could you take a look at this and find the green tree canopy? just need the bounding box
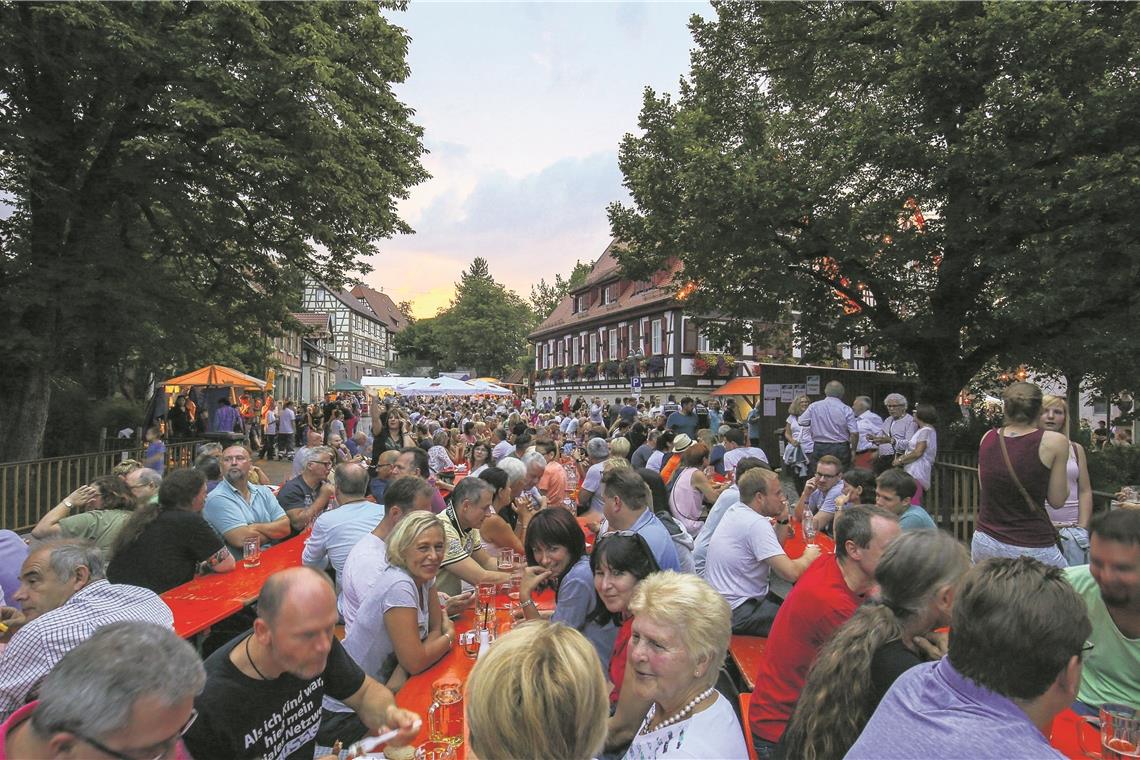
[431,257,535,377]
[0,0,427,460]
[529,259,592,320]
[609,2,1140,419]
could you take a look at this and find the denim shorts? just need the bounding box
[970,530,1066,568]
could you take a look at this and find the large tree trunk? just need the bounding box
[0,363,53,462]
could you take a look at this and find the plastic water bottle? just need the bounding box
[802,508,817,545]
[476,628,491,661]
[564,463,579,492]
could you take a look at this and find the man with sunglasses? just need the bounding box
[277,446,338,534]
[0,621,203,760]
[204,445,291,559]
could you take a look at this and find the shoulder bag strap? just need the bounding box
[995,428,1064,552]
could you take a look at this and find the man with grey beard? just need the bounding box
[203,445,290,559]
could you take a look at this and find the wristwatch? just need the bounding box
[63,499,73,510]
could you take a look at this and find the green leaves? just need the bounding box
[0,0,427,459]
[610,1,1140,409]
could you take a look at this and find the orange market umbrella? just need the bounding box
[711,376,762,397]
[162,364,266,391]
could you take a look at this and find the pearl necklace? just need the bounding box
[641,687,715,735]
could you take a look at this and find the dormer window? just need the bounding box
[574,294,588,313]
[602,284,617,305]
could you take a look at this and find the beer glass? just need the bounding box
[1080,704,1140,760]
[242,536,261,568]
[415,741,456,760]
[458,630,480,659]
[427,677,464,748]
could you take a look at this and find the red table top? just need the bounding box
[1050,708,1096,759]
[161,530,310,637]
[784,518,836,557]
[165,595,245,639]
[393,590,555,759]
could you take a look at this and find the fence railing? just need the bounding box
[1,440,206,533]
[928,452,1118,543]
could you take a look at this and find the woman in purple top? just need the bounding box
[972,382,1071,568]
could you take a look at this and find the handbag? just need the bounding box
[994,428,1064,554]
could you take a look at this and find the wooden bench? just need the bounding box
[728,635,767,692]
[738,692,760,760]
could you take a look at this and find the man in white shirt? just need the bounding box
[694,457,769,576]
[0,541,174,720]
[852,395,884,471]
[799,380,859,470]
[705,469,821,635]
[722,428,770,473]
[302,464,383,594]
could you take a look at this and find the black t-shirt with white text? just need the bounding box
[184,633,365,760]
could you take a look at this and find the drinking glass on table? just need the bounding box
[427,677,464,748]
[415,740,457,760]
[476,581,496,614]
[242,536,261,568]
[1080,703,1139,760]
[458,630,480,659]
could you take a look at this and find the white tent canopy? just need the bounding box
[359,375,421,389]
[396,376,482,397]
[467,379,512,396]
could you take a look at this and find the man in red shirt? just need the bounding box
[748,504,901,758]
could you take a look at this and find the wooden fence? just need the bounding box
[1,440,206,533]
[927,451,1118,543]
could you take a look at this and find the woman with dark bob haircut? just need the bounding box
[588,532,661,693]
[517,508,593,632]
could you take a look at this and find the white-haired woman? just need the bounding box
[612,572,746,759]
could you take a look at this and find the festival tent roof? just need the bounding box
[396,376,482,396]
[467,379,513,396]
[329,378,366,392]
[162,364,266,391]
[359,376,421,388]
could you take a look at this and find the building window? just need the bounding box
[589,334,597,363]
[603,285,616,305]
[652,320,663,355]
[608,329,618,359]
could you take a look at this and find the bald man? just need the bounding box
[184,568,421,759]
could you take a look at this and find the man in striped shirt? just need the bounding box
[0,540,173,721]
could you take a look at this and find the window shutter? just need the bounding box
[683,318,698,354]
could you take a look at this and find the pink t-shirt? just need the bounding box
[539,461,568,505]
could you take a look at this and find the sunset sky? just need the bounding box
[362,1,713,318]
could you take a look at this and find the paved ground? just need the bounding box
[253,454,295,487]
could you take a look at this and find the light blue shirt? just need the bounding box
[800,396,859,445]
[809,480,845,515]
[693,486,739,576]
[898,503,937,531]
[203,479,287,558]
[630,508,681,572]
[301,500,385,583]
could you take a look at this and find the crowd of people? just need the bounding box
[0,380,1136,760]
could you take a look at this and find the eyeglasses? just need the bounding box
[73,708,198,760]
[1080,641,1095,657]
[310,460,334,468]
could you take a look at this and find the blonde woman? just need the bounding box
[1038,394,1093,565]
[610,572,746,759]
[325,512,454,744]
[783,395,813,492]
[780,530,970,760]
[466,621,608,760]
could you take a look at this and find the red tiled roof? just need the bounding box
[530,240,684,339]
[350,284,410,333]
[289,312,333,336]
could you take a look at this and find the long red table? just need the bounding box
[161,530,310,638]
[1050,707,1098,759]
[391,590,556,759]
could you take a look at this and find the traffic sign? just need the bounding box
[630,376,642,396]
